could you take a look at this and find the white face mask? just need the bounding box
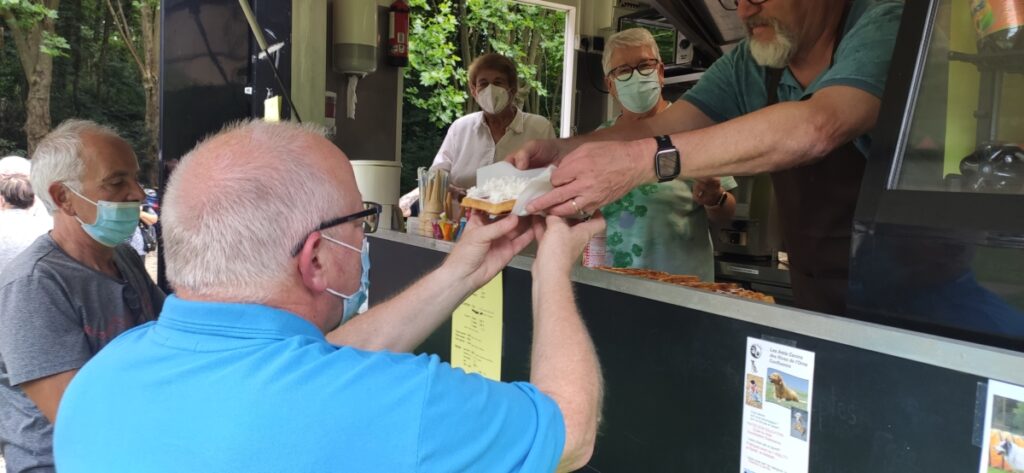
[475,84,510,115]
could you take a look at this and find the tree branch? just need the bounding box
[2,10,39,76]
[104,0,146,76]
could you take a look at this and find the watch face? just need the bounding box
[657,150,680,178]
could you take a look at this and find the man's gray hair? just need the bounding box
[30,119,119,214]
[602,28,660,74]
[162,120,344,302]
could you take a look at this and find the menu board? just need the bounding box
[450,274,503,381]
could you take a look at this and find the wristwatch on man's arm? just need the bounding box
[654,135,680,183]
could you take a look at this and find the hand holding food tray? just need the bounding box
[461,162,555,216]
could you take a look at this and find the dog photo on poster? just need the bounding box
[739,337,816,473]
[979,380,1024,473]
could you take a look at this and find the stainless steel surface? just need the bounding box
[373,229,1024,385]
[712,174,782,258]
[716,260,790,287]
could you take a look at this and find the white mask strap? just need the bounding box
[322,234,361,253]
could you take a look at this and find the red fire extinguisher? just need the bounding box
[388,0,410,67]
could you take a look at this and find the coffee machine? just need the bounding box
[711,174,791,302]
[712,174,782,259]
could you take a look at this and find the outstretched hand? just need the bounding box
[692,178,723,207]
[506,138,565,170]
[444,211,534,288]
[531,214,606,276]
[525,140,649,217]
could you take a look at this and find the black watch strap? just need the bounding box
[654,135,680,183]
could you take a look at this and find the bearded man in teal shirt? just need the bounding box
[511,0,903,314]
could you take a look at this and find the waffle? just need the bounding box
[460,197,515,215]
[595,266,775,304]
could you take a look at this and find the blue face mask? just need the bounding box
[67,186,141,247]
[615,73,662,114]
[324,236,370,325]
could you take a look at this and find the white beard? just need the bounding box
[748,18,798,69]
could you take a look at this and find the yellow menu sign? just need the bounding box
[450,273,503,381]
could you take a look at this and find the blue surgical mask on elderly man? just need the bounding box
[615,73,662,114]
[66,186,141,247]
[325,236,371,324]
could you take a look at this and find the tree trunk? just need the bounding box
[3,0,60,155]
[105,0,160,181]
[24,54,54,155]
[526,25,542,114]
[456,0,476,116]
[95,3,113,97]
[139,1,160,182]
[65,0,83,113]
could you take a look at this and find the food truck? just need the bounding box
[158,0,1024,471]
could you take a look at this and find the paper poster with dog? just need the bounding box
[740,337,816,473]
[766,369,809,412]
[979,380,1024,473]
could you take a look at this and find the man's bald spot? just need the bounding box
[178,124,340,193]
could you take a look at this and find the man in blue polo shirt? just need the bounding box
[509,0,903,315]
[54,120,604,472]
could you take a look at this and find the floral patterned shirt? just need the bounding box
[597,118,737,280]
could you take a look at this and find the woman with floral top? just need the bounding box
[598,28,736,280]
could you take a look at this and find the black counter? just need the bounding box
[369,230,1024,472]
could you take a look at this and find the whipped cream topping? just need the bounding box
[467,176,529,203]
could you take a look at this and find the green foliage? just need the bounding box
[404,0,565,128]
[40,30,69,57]
[0,0,68,58]
[1,0,156,183]
[405,0,464,128]
[400,0,567,192]
[0,0,57,30]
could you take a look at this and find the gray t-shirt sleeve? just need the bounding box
[0,275,91,386]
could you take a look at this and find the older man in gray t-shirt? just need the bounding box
[0,120,164,473]
[0,235,162,471]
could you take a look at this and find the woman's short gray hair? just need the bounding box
[30,119,119,214]
[162,120,344,302]
[602,28,660,75]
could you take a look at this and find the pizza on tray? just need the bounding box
[595,266,775,304]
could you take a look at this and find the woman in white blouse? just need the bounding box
[401,54,555,218]
[431,53,556,192]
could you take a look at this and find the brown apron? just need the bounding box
[764,5,863,315]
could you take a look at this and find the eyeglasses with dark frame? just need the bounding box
[718,0,768,11]
[291,201,382,256]
[607,58,661,82]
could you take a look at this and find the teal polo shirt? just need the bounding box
[682,0,904,156]
[55,296,564,472]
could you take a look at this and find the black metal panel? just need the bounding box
[158,0,253,290]
[647,0,723,60]
[249,0,293,120]
[850,0,1024,351]
[370,237,984,472]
